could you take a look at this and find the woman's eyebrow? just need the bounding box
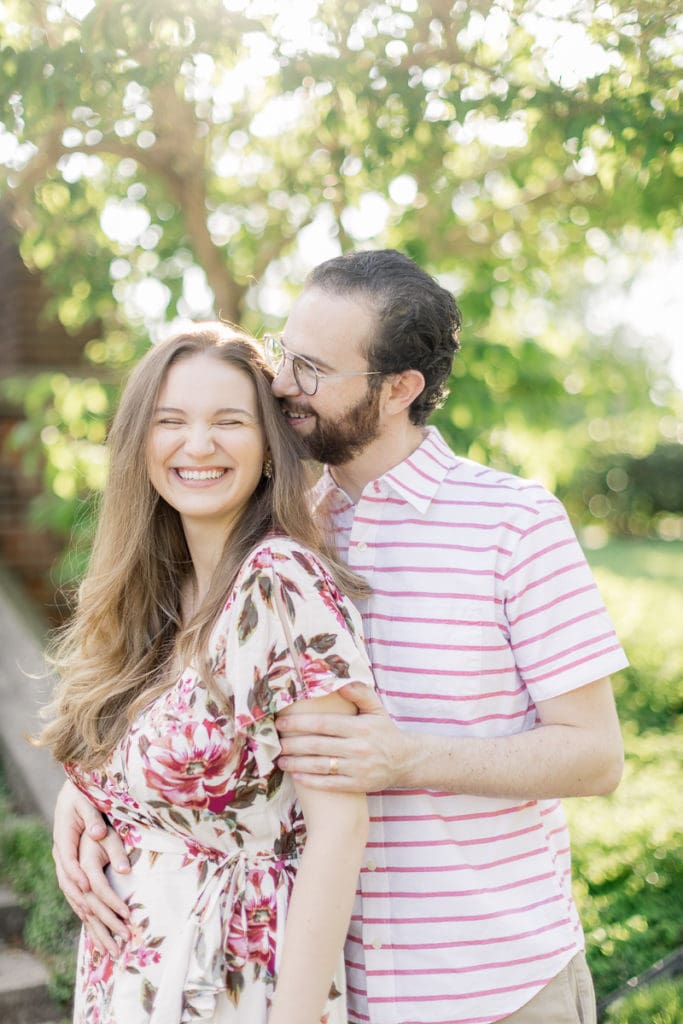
[154,405,256,417]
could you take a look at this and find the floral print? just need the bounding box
[140,721,239,810]
[67,538,374,1023]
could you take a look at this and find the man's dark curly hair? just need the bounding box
[306,249,461,426]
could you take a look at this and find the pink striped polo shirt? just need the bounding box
[311,426,628,1024]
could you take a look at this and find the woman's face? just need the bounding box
[147,352,266,540]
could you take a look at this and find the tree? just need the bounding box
[1,0,681,561]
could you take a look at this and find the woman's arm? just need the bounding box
[268,690,369,1024]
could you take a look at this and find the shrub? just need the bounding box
[601,976,683,1024]
[0,786,77,1008]
[568,541,683,1002]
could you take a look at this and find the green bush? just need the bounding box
[586,539,683,732]
[0,786,77,1008]
[567,540,683,1003]
[568,444,683,539]
[569,731,683,1000]
[601,976,683,1024]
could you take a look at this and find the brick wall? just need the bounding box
[0,210,99,622]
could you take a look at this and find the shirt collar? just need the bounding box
[381,426,456,512]
[311,427,458,516]
[310,466,354,518]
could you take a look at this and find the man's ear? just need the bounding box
[383,369,425,415]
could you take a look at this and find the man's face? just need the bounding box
[271,287,384,465]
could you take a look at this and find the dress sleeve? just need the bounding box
[222,541,375,773]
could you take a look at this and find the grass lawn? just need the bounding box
[585,537,683,586]
[569,538,683,1011]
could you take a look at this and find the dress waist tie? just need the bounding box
[120,830,293,1024]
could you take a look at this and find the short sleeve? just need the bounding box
[503,493,629,702]
[221,540,375,773]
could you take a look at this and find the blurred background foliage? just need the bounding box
[568,539,683,1007]
[1,0,682,578]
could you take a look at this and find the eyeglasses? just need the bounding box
[263,334,384,397]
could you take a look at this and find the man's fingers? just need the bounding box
[87,872,131,921]
[99,828,131,876]
[339,681,385,714]
[278,733,353,757]
[52,780,107,892]
[276,713,357,737]
[53,858,90,919]
[79,834,130,920]
[279,755,345,776]
[72,787,109,839]
[83,889,130,945]
[276,686,386,737]
[83,912,121,959]
[82,807,108,840]
[52,840,91,897]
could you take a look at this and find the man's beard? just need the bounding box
[297,384,382,466]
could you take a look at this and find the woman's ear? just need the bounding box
[382,369,425,416]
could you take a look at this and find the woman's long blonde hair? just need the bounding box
[39,323,366,768]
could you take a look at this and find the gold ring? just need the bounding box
[328,756,339,776]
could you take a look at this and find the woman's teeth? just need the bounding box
[177,469,226,481]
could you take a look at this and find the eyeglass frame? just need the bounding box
[262,333,385,396]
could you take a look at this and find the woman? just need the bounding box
[38,323,374,1024]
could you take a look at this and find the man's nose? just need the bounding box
[271,358,301,397]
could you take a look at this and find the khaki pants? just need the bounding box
[498,952,597,1024]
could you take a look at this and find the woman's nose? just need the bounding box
[183,425,216,455]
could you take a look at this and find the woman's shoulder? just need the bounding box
[241,534,332,583]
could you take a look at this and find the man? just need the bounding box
[54,249,626,1023]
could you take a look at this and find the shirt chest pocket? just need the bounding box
[371,595,502,696]
[374,605,521,733]
[419,602,489,683]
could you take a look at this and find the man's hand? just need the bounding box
[53,780,131,933]
[276,682,411,792]
[77,834,131,956]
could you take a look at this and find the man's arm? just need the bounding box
[276,675,624,799]
[52,779,131,944]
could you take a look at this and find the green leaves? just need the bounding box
[0,0,681,549]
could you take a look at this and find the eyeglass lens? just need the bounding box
[291,356,317,395]
[267,336,317,395]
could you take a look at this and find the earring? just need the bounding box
[263,455,273,479]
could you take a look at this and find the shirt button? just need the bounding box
[371,938,383,950]
[356,541,368,552]
[365,859,377,871]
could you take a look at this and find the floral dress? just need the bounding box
[67,538,374,1024]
